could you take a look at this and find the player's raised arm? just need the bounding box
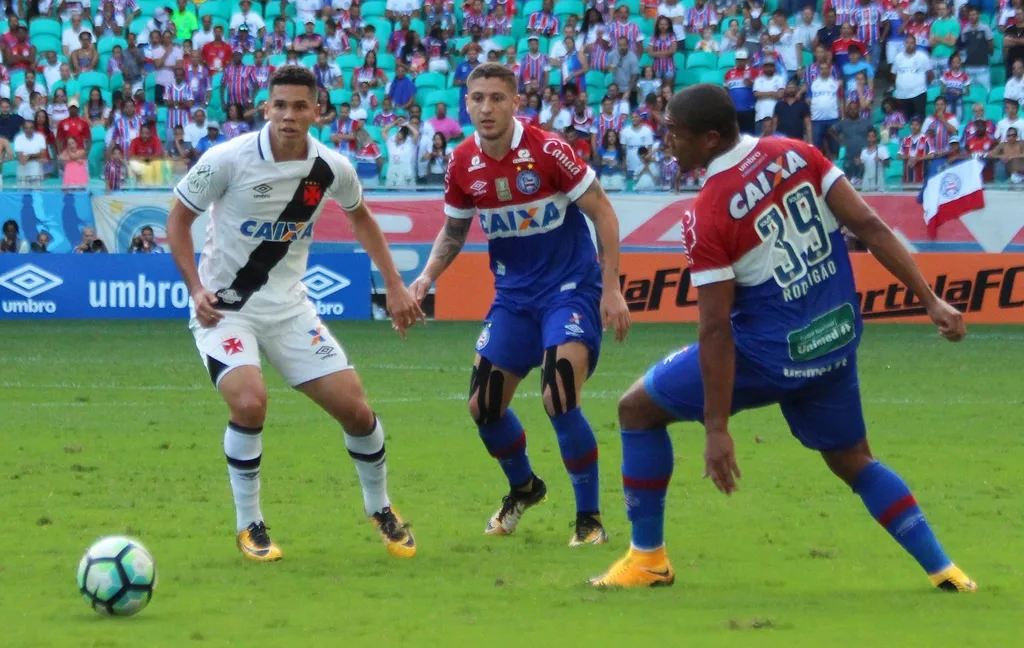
[824,174,966,341]
[575,180,631,342]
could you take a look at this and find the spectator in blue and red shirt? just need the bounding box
[104,146,128,192]
[724,49,758,134]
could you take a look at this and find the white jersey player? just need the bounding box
[167,67,424,562]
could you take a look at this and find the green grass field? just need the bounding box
[1,321,1022,647]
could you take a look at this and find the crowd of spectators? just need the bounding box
[0,0,1018,198]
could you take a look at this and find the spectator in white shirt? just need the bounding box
[39,50,63,89]
[996,99,1024,141]
[230,0,266,35]
[183,108,209,145]
[60,0,92,23]
[61,13,94,57]
[657,0,687,42]
[13,120,48,187]
[295,0,325,23]
[94,1,126,39]
[860,128,890,189]
[540,95,572,132]
[891,35,933,122]
[810,62,842,156]
[1005,60,1024,104]
[792,6,821,50]
[191,15,216,50]
[386,0,423,21]
[753,58,787,129]
[620,112,655,174]
[549,25,577,63]
[13,71,45,109]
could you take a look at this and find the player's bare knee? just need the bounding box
[617,380,655,430]
[541,347,577,417]
[469,358,505,424]
[230,389,267,428]
[341,402,376,436]
[822,440,874,485]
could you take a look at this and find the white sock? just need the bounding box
[224,422,264,532]
[344,416,390,516]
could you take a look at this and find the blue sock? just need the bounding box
[477,409,533,489]
[550,408,600,515]
[621,427,673,551]
[853,461,952,574]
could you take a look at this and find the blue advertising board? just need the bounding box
[0,253,371,320]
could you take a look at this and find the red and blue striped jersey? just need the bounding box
[898,133,933,183]
[923,114,959,152]
[850,5,882,45]
[463,10,488,32]
[165,83,194,128]
[263,32,290,54]
[222,64,254,105]
[518,52,547,86]
[185,64,209,105]
[826,0,858,26]
[596,112,625,141]
[589,45,610,71]
[373,111,399,127]
[650,36,677,76]
[386,29,407,54]
[608,20,642,49]
[252,64,274,89]
[111,116,142,153]
[105,159,128,190]
[941,70,970,95]
[487,15,513,35]
[882,110,906,137]
[686,5,718,31]
[571,106,595,133]
[528,11,560,35]
[331,117,358,154]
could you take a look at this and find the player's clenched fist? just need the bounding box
[927,299,967,342]
[387,284,426,339]
[601,288,631,342]
[191,287,223,329]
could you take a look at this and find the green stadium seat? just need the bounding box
[698,69,726,84]
[109,72,124,92]
[33,35,61,54]
[584,70,606,90]
[2,160,16,182]
[720,16,743,32]
[78,71,108,92]
[361,1,387,17]
[686,51,717,69]
[965,84,988,105]
[254,88,270,106]
[926,85,941,102]
[677,67,702,88]
[511,16,527,39]
[684,34,700,51]
[523,0,544,16]
[717,51,736,68]
[377,52,397,71]
[198,3,231,21]
[548,68,562,86]
[416,71,449,91]
[618,0,641,13]
[988,86,1005,104]
[30,17,61,39]
[985,104,1003,121]
[638,53,653,67]
[365,18,391,43]
[97,37,128,56]
[319,127,334,144]
[461,124,475,138]
[242,53,255,65]
[300,54,318,68]
[991,65,1006,87]
[329,89,352,105]
[491,35,515,50]
[885,160,903,183]
[337,53,362,69]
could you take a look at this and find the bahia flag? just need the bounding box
[921,158,986,238]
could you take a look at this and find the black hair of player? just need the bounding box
[269,66,317,100]
[667,83,740,143]
[467,62,518,92]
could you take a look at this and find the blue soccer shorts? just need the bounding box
[474,285,603,379]
[642,344,867,452]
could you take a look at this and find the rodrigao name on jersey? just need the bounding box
[728,150,810,220]
[240,220,315,242]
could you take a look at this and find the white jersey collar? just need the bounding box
[473,117,525,152]
[257,123,320,162]
[705,135,759,179]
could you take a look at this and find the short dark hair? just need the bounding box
[467,62,517,91]
[269,66,317,97]
[667,83,739,140]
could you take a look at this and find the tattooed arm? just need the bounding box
[408,216,473,303]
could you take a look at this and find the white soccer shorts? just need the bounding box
[190,301,352,388]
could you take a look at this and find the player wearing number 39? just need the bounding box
[409,63,632,546]
[167,67,425,562]
[590,84,976,592]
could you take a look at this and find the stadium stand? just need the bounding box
[0,0,1021,193]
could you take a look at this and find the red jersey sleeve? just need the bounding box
[539,135,596,201]
[684,192,736,287]
[443,149,475,219]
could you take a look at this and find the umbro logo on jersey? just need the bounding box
[469,180,488,195]
[253,183,272,198]
[467,155,486,172]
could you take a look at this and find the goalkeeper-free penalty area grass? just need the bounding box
[1,321,1021,647]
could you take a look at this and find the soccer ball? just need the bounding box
[76,536,156,617]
